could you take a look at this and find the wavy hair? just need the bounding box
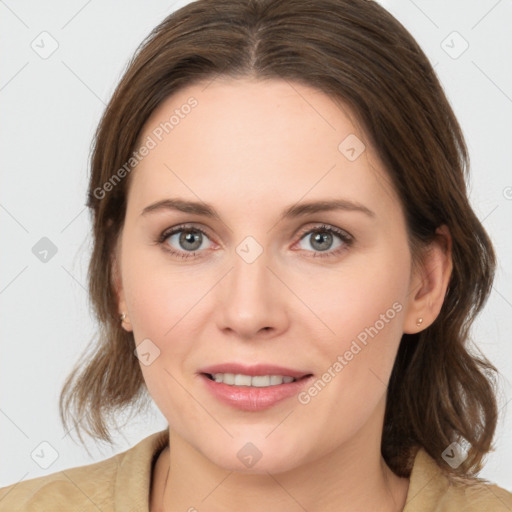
[59,0,499,480]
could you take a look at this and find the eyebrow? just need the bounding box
[141,197,375,220]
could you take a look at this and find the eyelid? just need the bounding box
[158,223,214,243]
[295,223,352,242]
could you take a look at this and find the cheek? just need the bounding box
[122,243,205,338]
[302,251,408,346]
[295,249,409,418]
[124,256,208,424]
[292,281,407,450]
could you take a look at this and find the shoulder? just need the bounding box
[437,480,512,511]
[404,448,512,512]
[0,455,119,511]
[0,429,169,512]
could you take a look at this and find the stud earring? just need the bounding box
[120,312,127,323]
[416,317,423,327]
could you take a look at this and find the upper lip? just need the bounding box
[199,363,312,379]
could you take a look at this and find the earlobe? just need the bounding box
[403,225,453,334]
[119,311,132,331]
[111,240,133,332]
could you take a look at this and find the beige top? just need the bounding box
[1,428,511,511]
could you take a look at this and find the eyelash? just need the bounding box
[157,223,354,260]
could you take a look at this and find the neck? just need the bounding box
[152,397,409,512]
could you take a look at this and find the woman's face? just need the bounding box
[114,77,425,473]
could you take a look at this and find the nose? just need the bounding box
[215,244,289,341]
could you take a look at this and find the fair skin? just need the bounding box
[113,77,452,512]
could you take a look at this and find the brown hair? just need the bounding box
[59,0,500,480]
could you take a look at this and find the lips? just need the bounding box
[198,362,314,411]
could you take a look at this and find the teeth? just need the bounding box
[234,374,252,386]
[252,375,271,387]
[211,373,297,387]
[222,373,235,385]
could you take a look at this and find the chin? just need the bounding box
[211,450,301,475]
[196,434,307,475]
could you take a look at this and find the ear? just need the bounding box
[112,233,133,332]
[403,225,453,334]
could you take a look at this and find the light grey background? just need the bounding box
[1,0,511,491]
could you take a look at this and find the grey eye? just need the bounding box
[298,229,344,252]
[166,229,211,252]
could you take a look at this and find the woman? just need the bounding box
[1,0,510,510]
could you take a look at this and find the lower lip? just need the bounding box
[200,374,314,411]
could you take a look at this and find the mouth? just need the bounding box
[198,363,314,411]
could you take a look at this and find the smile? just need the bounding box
[198,363,313,410]
[205,373,297,387]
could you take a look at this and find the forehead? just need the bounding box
[128,77,400,219]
